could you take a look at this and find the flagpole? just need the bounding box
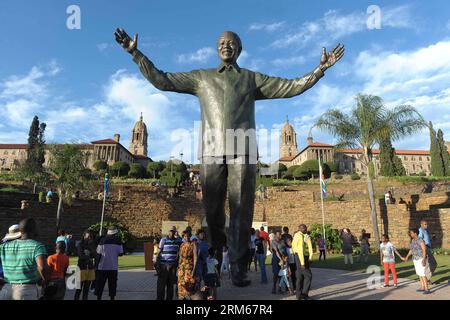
[318,157,327,251]
[99,173,109,236]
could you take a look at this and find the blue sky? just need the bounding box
[1,0,450,163]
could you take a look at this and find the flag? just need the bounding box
[104,173,110,198]
[319,159,327,198]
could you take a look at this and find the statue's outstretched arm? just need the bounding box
[115,28,198,95]
[255,44,344,100]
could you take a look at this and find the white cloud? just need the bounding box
[382,5,414,29]
[271,6,413,49]
[354,41,450,102]
[271,56,306,68]
[0,63,197,161]
[1,67,46,99]
[249,21,285,33]
[97,43,109,52]
[176,47,215,64]
[236,50,265,71]
[1,99,40,127]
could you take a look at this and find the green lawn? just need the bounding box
[69,255,145,270]
[311,253,450,284]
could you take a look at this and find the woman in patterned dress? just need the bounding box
[177,229,198,299]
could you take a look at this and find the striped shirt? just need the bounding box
[0,239,47,284]
[159,237,182,265]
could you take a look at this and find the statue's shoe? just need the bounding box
[232,278,251,287]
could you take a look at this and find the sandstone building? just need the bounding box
[0,115,151,171]
[279,118,436,176]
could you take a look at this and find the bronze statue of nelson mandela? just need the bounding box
[115,28,344,287]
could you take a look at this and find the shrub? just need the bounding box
[298,160,319,178]
[281,172,293,180]
[351,173,361,180]
[111,161,130,177]
[0,173,22,182]
[293,167,309,180]
[309,223,343,252]
[334,175,343,180]
[0,186,21,193]
[256,176,273,189]
[128,164,146,179]
[88,221,136,253]
[147,161,165,178]
[93,160,108,172]
[277,163,288,176]
[325,161,338,173]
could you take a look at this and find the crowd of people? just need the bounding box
[0,217,439,300]
[154,224,317,300]
[0,218,123,300]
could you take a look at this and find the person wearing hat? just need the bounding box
[0,218,49,300]
[2,224,22,243]
[95,226,123,300]
[156,226,183,300]
[0,224,20,292]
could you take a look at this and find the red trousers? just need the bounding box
[383,262,397,285]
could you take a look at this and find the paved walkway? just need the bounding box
[64,267,450,300]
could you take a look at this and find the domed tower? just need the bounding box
[280,116,298,158]
[129,113,148,156]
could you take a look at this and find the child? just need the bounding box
[204,248,220,300]
[278,255,294,295]
[220,246,230,279]
[379,234,403,288]
[285,238,296,291]
[44,241,69,300]
[317,234,326,261]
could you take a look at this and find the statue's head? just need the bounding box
[217,31,242,64]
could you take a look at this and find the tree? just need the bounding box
[93,160,108,172]
[111,161,130,178]
[128,163,146,178]
[277,163,288,177]
[20,116,48,193]
[379,137,405,176]
[315,94,425,245]
[429,122,446,176]
[292,167,308,180]
[147,161,165,178]
[48,144,92,231]
[393,156,406,176]
[284,165,301,180]
[437,129,450,176]
[298,160,319,178]
[325,161,338,173]
[164,160,188,181]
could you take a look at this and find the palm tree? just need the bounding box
[315,94,426,245]
[48,144,92,232]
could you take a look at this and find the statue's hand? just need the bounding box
[114,28,138,54]
[320,44,345,71]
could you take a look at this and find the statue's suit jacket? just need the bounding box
[132,49,324,159]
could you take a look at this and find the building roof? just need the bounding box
[337,148,431,156]
[0,144,27,149]
[0,143,94,150]
[91,139,118,144]
[279,156,295,162]
[309,142,334,148]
